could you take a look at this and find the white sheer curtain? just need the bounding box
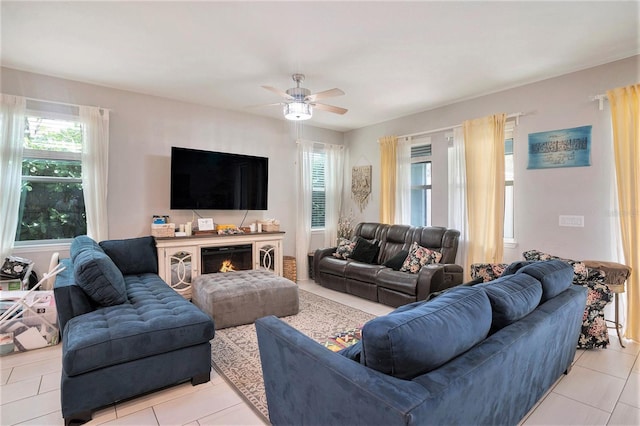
[448,127,469,279]
[79,106,109,241]
[323,144,344,247]
[0,95,26,260]
[395,136,412,225]
[296,140,314,280]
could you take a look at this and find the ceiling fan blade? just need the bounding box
[262,85,294,100]
[312,103,348,115]
[245,102,284,109]
[305,88,345,102]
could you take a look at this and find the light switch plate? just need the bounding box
[559,215,584,227]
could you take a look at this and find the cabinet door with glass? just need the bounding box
[161,246,199,299]
[254,240,282,276]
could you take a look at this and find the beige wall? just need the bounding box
[343,55,639,263]
[2,67,344,276]
[3,55,639,276]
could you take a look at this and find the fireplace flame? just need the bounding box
[220,260,236,273]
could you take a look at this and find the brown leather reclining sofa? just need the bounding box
[313,222,462,307]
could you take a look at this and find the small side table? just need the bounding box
[583,260,632,348]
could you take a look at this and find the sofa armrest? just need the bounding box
[313,247,337,278]
[442,263,464,289]
[416,263,463,300]
[53,258,97,336]
[256,316,428,425]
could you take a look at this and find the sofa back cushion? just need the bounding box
[353,222,389,242]
[377,225,411,264]
[99,236,158,275]
[360,286,491,379]
[515,260,573,302]
[477,273,542,332]
[410,227,460,264]
[73,237,127,307]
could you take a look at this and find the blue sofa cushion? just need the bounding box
[360,286,491,379]
[62,274,215,376]
[478,273,542,331]
[99,236,158,275]
[501,260,535,277]
[74,246,127,307]
[337,341,362,362]
[516,260,573,302]
[70,235,102,263]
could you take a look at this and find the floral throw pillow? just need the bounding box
[333,238,357,259]
[470,263,509,282]
[399,242,443,273]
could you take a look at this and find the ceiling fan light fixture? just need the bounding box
[284,102,312,121]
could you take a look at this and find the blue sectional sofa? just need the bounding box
[256,260,587,426]
[54,235,215,426]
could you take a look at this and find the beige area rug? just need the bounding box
[210,289,376,422]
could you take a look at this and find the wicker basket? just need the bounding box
[283,256,297,282]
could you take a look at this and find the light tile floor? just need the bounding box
[1,279,638,425]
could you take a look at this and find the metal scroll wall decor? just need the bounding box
[351,165,372,212]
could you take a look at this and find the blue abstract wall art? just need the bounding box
[527,125,592,169]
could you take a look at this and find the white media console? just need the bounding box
[155,232,284,299]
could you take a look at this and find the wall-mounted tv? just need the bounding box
[170,146,268,210]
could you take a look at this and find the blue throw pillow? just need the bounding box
[360,286,492,379]
[516,260,573,302]
[70,235,102,263]
[477,273,542,331]
[99,236,158,275]
[74,248,127,306]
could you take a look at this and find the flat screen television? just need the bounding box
[170,146,268,210]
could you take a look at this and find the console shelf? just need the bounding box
[155,232,285,298]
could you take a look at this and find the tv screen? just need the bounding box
[170,147,268,210]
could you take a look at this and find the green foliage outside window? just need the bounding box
[16,116,87,242]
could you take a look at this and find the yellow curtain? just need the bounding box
[464,113,506,266]
[379,136,398,224]
[607,83,640,342]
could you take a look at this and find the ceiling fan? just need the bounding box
[260,74,348,121]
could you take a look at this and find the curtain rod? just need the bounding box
[23,95,112,112]
[395,112,525,140]
[590,94,607,111]
[296,139,345,149]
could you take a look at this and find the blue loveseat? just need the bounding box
[256,260,587,425]
[53,235,215,426]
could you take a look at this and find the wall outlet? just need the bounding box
[559,215,584,227]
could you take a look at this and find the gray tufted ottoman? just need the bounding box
[192,269,299,329]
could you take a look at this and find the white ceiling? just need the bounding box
[2,1,639,132]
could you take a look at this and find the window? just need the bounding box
[16,113,87,242]
[504,123,515,240]
[311,151,326,228]
[410,144,432,226]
